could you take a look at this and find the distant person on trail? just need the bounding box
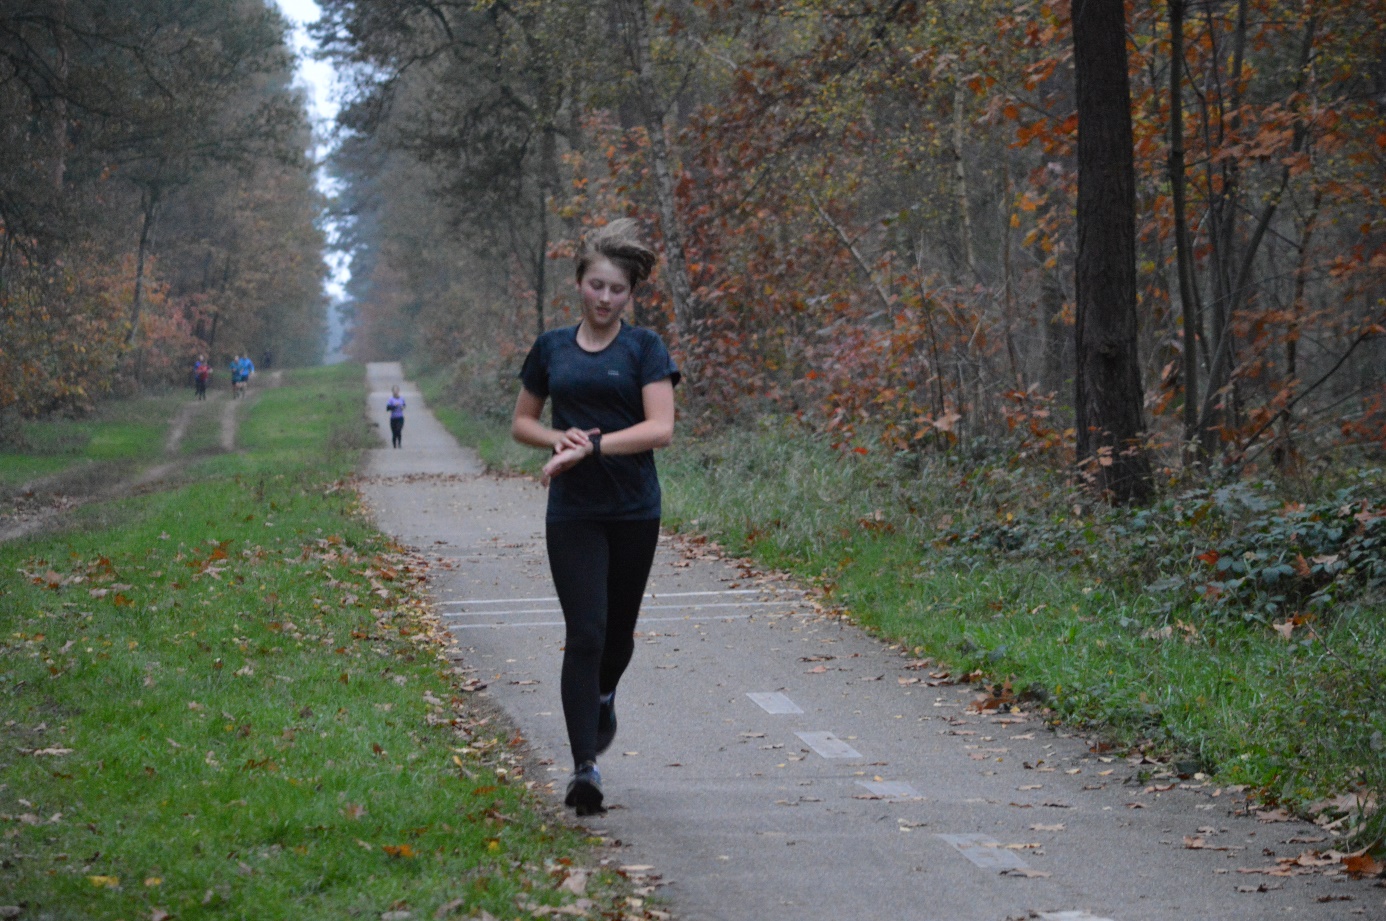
[511,219,679,817]
[229,353,245,398]
[386,385,406,448]
[193,354,211,400]
[234,352,255,398]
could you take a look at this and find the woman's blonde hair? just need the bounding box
[575,218,657,286]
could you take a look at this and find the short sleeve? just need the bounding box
[638,331,681,389]
[518,337,549,398]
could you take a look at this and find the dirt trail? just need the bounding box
[0,370,283,544]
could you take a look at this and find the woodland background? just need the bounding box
[323,0,1385,488]
[0,0,327,424]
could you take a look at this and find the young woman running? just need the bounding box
[511,219,679,816]
[386,386,406,448]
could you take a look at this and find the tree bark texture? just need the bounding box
[1071,0,1152,504]
[126,188,160,346]
[1167,0,1201,459]
[615,0,697,342]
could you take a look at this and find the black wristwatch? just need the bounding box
[590,433,602,456]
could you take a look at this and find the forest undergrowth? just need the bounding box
[419,366,1385,851]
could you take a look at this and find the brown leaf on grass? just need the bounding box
[381,844,416,858]
[341,804,366,820]
[557,868,589,895]
[151,909,172,921]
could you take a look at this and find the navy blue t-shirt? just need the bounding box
[519,323,680,522]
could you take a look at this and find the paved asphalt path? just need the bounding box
[358,363,1383,921]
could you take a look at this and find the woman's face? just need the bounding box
[577,256,632,332]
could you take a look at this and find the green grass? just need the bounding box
[178,399,225,457]
[0,365,636,920]
[419,398,1385,847]
[0,392,187,489]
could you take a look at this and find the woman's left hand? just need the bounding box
[541,442,592,484]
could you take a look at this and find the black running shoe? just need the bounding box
[565,761,604,816]
[595,694,617,755]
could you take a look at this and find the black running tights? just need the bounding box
[546,518,660,766]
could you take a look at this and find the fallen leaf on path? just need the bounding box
[1000,867,1051,878]
[1236,883,1282,893]
[1184,836,1238,852]
[1030,823,1065,831]
[1342,854,1383,878]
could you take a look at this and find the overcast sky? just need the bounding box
[272,0,352,359]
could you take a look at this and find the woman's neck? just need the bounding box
[576,319,621,352]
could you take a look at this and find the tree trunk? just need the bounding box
[952,80,976,280]
[1167,0,1202,461]
[1071,0,1152,504]
[615,0,696,341]
[1040,270,1068,396]
[126,188,160,346]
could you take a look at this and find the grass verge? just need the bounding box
[0,365,643,920]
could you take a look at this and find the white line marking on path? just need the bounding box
[441,601,800,618]
[747,692,804,715]
[437,588,802,606]
[794,731,862,759]
[855,780,921,799]
[445,612,798,630]
[936,834,1029,871]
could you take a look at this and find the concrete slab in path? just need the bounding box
[357,362,1384,921]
